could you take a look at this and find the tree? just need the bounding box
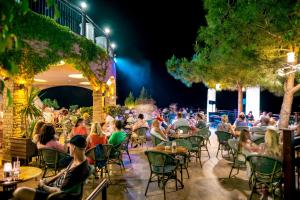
[167,0,267,114]
[124,91,135,109]
[167,0,300,128]
[20,87,42,138]
[43,98,60,109]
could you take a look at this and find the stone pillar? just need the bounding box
[246,86,260,120]
[2,79,26,151]
[104,77,116,107]
[206,88,216,122]
[92,87,105,123]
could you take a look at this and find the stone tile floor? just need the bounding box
[2,129,271,200]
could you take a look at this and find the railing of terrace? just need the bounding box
[85,179,109,200]
[29,0,114,56]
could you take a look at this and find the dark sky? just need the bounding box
[42,0,300,113]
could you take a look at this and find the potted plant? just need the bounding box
[10,87,42,164]
[20,87,42,138]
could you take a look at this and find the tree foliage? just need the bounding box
[21,87,42,138]
[43,98,60,109]
[124,91,135,109]
[166,0,300,96]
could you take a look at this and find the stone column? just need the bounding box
[92,87,105,123]
[206,88,216,122]
[2,79,26,151]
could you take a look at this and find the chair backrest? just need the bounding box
[247,155,283,182]
[188,136,203,149]
[39,148,68,168]
[252,136,265,145]
[144,150,177,172]
[174,139,192,151]
[47,165,94,200]
[235,126,249,131]
[86,144,112,163]
[197,127,211,139]
[175,126,191,134]
[135,127,148,137]
[215,131,232,144]
[151,134,163,146]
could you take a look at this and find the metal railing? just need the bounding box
[85,179,109,200]
[29,0,113,56]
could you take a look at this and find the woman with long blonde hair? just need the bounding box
[86,122,107,150]
[262,128,282,160]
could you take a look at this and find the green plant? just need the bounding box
[20,87,42,138]
[43,98,59,109]
[106,105,123,118]
[124,91,135,109]
[80,106,93,117]
[69,105,79,113]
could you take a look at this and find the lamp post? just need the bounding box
[80,1,87,37]
[104,27,111,53]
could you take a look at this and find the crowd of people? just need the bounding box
[11,104,300,200]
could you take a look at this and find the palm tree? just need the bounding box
[20,87,42,138]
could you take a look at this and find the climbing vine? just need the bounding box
[0,10,109,87]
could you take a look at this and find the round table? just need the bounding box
[0,166,42,197]
[169,134,191,140]
[147,145,188,155]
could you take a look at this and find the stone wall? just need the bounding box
[92,87,105,123]
[2,79,26,152]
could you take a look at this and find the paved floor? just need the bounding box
[7,129,267,200]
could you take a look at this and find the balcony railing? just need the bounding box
[29,0,114,57]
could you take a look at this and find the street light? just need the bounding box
[80,1,87,10]
[111,42,116,49]
[104,27,111,35]
[80,1,87,37]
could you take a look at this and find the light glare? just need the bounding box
[287,52,295,63]
[111,43,116,49]
[68,74,84,79]
[80,1,87,9]
[104,27,111,35]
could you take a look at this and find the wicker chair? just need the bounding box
[215,131,232,158]
[144,150,179,200]
[175,126,191,134]
[150,133,164,146]
[187,136,204,167]
[247,155,283,200]
[133,127,148,147]
[47,165,94,200]
[196,128,211,158]
[228,139,246,178]
[121,134,132,162]
[86,144,112,183]
[39,148,69,178]
[173,139,192,180]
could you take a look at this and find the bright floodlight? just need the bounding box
[287,52,295,63]
[215,83,221,91]
[104,27,111,35]
[80,1,87,10]
[111,42,116,49]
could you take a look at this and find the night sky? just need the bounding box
[42,0,300,113]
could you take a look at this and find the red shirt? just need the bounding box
[86,134,107,150]
[71,126,88,138]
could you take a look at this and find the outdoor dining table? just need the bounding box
[0,166,42,197]
[146,145,188,187]
[168,133,192,140]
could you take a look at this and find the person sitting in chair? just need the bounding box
[13,135,90,200]
[108,120,127,147]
